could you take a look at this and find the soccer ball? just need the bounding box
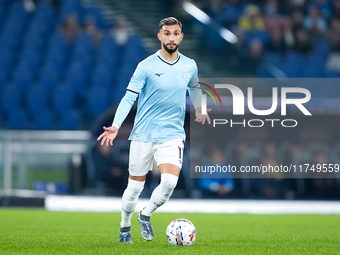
[166,218,196,246]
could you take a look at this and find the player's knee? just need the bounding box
[160,173,179,190]
[126,178,145,195]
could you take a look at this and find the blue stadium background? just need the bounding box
[0,0,147,130]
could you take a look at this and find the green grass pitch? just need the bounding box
[1,209,339,254]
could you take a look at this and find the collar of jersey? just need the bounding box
[157,50,180,66]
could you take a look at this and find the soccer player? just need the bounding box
[97,17,211,243]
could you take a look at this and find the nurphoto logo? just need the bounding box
[194,81,312,128]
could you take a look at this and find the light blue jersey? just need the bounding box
[113,50,201,142]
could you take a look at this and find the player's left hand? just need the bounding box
[195,106,211,125]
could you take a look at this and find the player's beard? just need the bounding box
[163,42,179,54]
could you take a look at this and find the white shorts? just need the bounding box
[128,138,184,176]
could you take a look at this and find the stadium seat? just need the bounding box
[124,34,145,57]
[244,31,270,47]
[34,1,55,24]
[22,34,45,54]
[313,40,331,57]
[0,48,15,77]
[32,109,55,130]
[114,73,131,103]
[216,3,245,27]
[95,55,117,73]
[264,52,283,69]
[42,56,67,79]
[0,69,6,86]
[68,56,92,74]
[0,114,4,129]
[28,18,52,38]
[11,66,35,92]
[2,25,25,43]
[91,66,113,90]
[47,32,70,56]
[324,70,340,78]
[9,1,28,20]
[82,2,104,29]
[122,36,146,72]
[302,54,326,78]
[60,0,82,12]
[19,51,43,75]
[73,33,94,60]
[85,87,110,121]
[58,0,83,24]
[25,85,49,115]
[58,110,82,130]
[64,65,88,95]
[281,52,304,77]
[38,70,60,91]
[52,85,76,116]
[0,0,9,10]
[0,9,4,29]
[0,86,22,116]
[0,27,22,52]
[7,108,30,130]
[99,33,119,55]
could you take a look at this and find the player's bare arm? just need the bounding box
[97,126,118,146]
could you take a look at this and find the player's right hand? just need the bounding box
[195,106,211,125]
[97,126,118,146]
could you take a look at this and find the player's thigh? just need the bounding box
[154,138,184,174]
[129,141,155,177]
[159,163,181,177]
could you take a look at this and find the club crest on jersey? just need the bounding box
[180,70,189,79]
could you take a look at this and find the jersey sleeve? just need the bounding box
[126,62,148,94]
[112,90,138,128]
[112,62,148,128]
[188,61,202,110]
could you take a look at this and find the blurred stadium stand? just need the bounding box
[0,0,147,130]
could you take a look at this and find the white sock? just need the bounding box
[120,178,145,228]
[142,173,178,217]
